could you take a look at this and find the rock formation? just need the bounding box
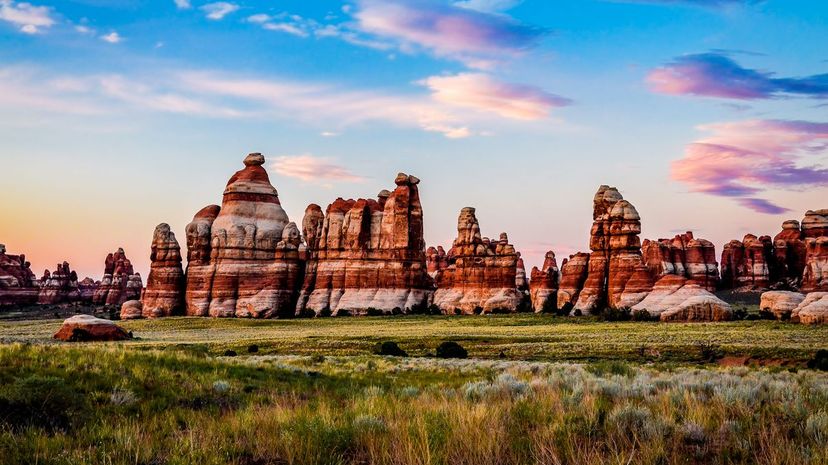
[426,246,448,279]
[0,244,39,306]
[642,232,719,292]
[759,291,805,320]
[432,208,523,314]
[141,223,185,317]
[573,186,653,313]
[772,220,807,285]
[792,292,828,324]
[631,275,732,322]
[721,234,773,290]
[38,262,81,304]
[556,252,590,310]
[78,278,98,303]
[802,236,828,292]
[184,153,303,318]
[53,315,132,342]
[529,251,558,312]
[296,174,433,316]
[92,249,142,306]
[516,253,529,293]
[802,210,828,238]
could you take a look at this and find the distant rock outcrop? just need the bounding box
[296,174,433,316]
[140,223,185,318]
[802,236,828,293]
[0,244,38,306]
[184,153,303,318]
[557,252,590,310]
[92,248,142,306]
[529,251,558,312]
[432,208,523,314]
[38,262,81,305]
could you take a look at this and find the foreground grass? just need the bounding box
[1,344,828,465]
[1,314,826,363]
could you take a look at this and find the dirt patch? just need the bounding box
[718,356,801,368]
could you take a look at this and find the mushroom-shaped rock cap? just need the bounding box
[782,219,801,230]
[244,152,265,166]
[394,173,420,186]
[609,199,640,221]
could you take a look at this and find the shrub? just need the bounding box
[0,375,87,432]
[373,341,408,357]
[540,297,558,314]
[805,411,828,442]
[436,341,467,359]
[353,414,387,434]
[110,388,137,406]
[223,349,237,357]
[632,309,653,321]
[473,306,484,315]
[310,354,326,364]
[609,405,659,439]
[587,360,634,378]
[365,308,384,316]
[212,380,230,393]
[601,307,631,321]
[680,421,706,445]
[247,344,259,353]
[807,349,828,371]
[695,340,722,362]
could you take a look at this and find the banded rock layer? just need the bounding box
[0,244,38,306]
[432,208,523,314]
[140,223,185,318]
[297,174,432,316]
[185,153,303,318]
[92,248,142,306]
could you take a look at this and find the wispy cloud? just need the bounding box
[201,2,238,20]
[671,119,828,213]
[648,52,828,100]
[453,0,523,13]
[0,0,55,34]
[615,0,761,6]
[422,73,571,119]
[352,0,547,69]
[100,31,122,43]
[271,154,365,183]
[173,0,191,9]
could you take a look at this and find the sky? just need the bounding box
[0,0,827,280]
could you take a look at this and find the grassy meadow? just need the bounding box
[1,314,827,464]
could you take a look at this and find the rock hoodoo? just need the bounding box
[140,223,185,318]
[296,173,433,316]
[92,249,142,306]
[642,232,719,292]
[556,252,590,310]
[184,153,303,318]
[426,245,448,279]
[38,262,81,305]
[573,186,653,313]
[720,235,773,290]
[432,208,524,314]
[0,244,39,306]
[529,251,558,312]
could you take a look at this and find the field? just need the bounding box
[1,314,828,464]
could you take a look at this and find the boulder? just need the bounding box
[529,251,558,312]
[297,174,433,316]
[92,248,143,306]
[759,291,805,320]
[120,300,144,320]
[631,275,732,322]
[141,223,185,317]
[792,292,828,324]
[432,208,523,314]
[53,315,132,341]
[184,153,303,318]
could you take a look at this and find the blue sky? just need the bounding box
[1,0,827,279]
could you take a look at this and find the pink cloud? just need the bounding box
[353,0,546,68]
[421,72,571,119]
[647,52,828,99]
[271,154,365,183]
[671,119,828,213]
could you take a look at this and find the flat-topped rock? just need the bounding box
[760,291,805,320]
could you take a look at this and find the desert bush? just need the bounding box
[373,341,408,357]
[808,349,828,371]
[632,309,654,321]
[436,341,467,359]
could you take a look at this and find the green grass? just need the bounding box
[1,314,825,363]
[1,344,827,464]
